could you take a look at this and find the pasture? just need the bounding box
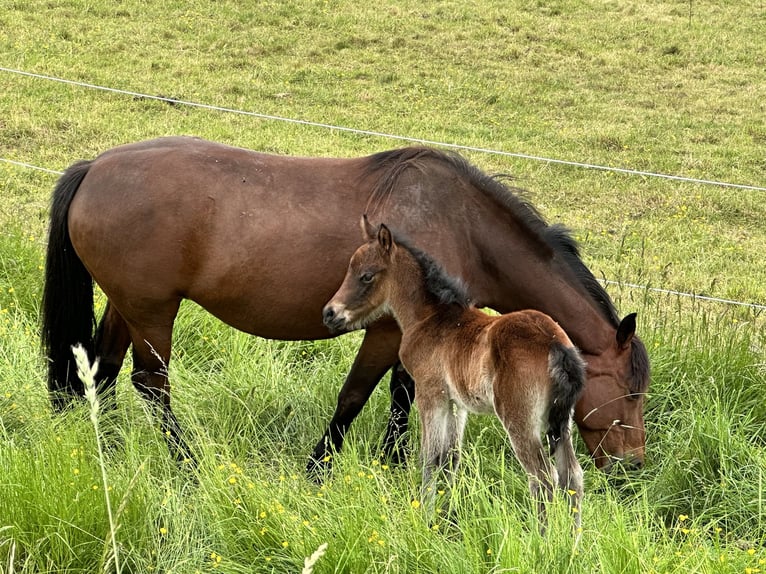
[1,0,765,572]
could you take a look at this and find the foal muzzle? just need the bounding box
[322,305,348,334]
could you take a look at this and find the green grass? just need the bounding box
[1,0,765,572]
[2,300,765,573]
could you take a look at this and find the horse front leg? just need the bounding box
[380,362,415,465]
[307,321,401,478]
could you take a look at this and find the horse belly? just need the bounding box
[183,223,367,339]
[68,142,368,340]
[191,285,339,340]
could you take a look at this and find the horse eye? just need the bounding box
[360,272,375,284]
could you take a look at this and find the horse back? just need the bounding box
[64,137,378,338]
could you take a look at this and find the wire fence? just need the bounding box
[2,66,765,311]
[3,67,765,192]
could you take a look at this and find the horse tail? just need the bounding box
[546,341,586,455]
[41,160,96,409]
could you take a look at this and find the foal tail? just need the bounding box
[546,341,586,527]
[546,341,586,454]
[41,160,96,409]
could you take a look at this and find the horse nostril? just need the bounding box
[322,307,335,325]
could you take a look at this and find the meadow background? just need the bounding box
[1,0,765,572]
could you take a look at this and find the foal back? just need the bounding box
[486,309,585,528]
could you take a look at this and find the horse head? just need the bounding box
[574,313,650,472]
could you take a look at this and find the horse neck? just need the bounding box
[396,195,616,356]
[480,236,615,355]
[370,160,617,355]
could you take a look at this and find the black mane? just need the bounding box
[367,147,619,324]
[394,234,471,309]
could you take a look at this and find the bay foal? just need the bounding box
[323,219,585,529]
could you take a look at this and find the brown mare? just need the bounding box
[323,220,585,529]
[41,137,649,471]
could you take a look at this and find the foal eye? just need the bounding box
[360,272,375,284]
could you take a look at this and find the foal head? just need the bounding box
[324,217,471,334]
[323,218,399,333]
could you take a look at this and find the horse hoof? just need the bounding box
[306,454,333,483]
[381,445,410,467]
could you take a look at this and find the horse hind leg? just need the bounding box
[132,344,193,464]
[126,309,194,464]
[93,302,132,408]
[84,301,132,452]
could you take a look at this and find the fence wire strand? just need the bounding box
[2,66,765,310]
[2,66,765,191]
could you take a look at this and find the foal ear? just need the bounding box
[377,224,395,254]
[616,312,637,349]
[361,214,377,241]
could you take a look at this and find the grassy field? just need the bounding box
[1,0,765,572]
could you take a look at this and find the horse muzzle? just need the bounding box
[600,452,644,474]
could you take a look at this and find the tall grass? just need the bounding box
[1,291,764,572]
[71,345,121,574]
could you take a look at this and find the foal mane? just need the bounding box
[394,235,471,309]
[366,147,650,393]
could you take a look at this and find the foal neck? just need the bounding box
[386,249,466,332]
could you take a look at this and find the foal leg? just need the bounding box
[503,424,557,533]
[446,403,468,481]
[380,362,415,465]
[553,431,584,530]
[308,322,401,477]
[419,400,449,506]
[419,398,466,512]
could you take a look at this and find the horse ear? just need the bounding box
[377,224,394,254]
[361,214,377,241]
[616,312,637,349]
